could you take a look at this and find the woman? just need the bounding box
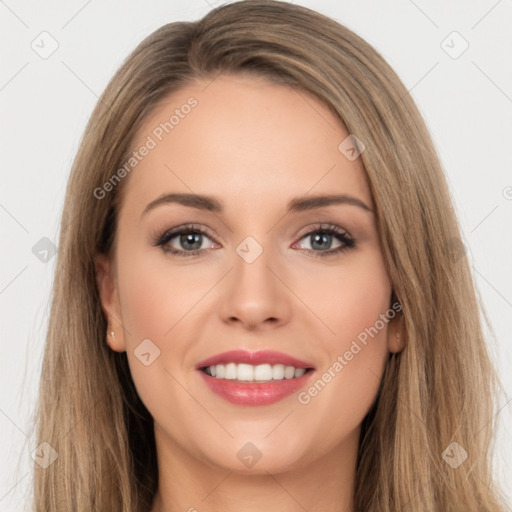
[32,1,509,510]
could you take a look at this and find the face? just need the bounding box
[95,73,403,475]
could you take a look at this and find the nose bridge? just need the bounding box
[218,234,291,328]
[234,235,273,289]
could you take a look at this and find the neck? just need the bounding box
[150,423,359,512]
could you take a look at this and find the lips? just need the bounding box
[196,349,315,406]
[196,349,314,370]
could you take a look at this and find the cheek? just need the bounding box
[294,248,391,347]
[114,248,222,415]
[291,251,391,435]
[117,248,211,340]
[114,250,185,401]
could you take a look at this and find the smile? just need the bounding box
[196,350,315,406]
[202,363,309,381]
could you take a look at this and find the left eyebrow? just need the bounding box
[286,194,373,214]
[141,192,373,218]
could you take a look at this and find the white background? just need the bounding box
[1,0,511,509]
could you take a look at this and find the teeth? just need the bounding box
[203,363,309,381]
[255,364,273,380]
[225,363,237,380]
[284,366,295,379]
[272,364,284,380]
[216,364,225,379]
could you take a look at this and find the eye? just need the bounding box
[152,222,356,258]
[292,223,356,258]
[152,224,217,257]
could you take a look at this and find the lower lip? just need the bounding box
[198,370,314,406]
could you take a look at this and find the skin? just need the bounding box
[95,73,403,512]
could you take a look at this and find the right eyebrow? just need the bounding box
[141,193,222,218]
[141,191,374,218]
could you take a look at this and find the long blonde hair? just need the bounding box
[32,1,509,510]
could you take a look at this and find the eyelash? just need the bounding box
[152,222,356,258]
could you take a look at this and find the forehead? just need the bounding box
[121,73,372,218]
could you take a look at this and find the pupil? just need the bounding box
[181,233,202,250]
[311,233,331,250]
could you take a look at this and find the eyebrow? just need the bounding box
[141,192,373,217]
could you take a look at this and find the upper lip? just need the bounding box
[196,350,314,370]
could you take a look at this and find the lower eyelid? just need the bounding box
[155,225,354,256]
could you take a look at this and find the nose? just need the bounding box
[218,243,292,331]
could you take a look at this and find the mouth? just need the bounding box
[200,363,314,382]
[196,350,316,406]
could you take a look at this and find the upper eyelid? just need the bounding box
[296,223,350,238]
[158,222,352,246]
[161,222,349,235]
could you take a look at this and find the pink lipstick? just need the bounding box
[196,350,315,406]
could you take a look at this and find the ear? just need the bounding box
[94,253,126,352]
[386,308,405,354]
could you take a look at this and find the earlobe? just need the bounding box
[94,253,126,352]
